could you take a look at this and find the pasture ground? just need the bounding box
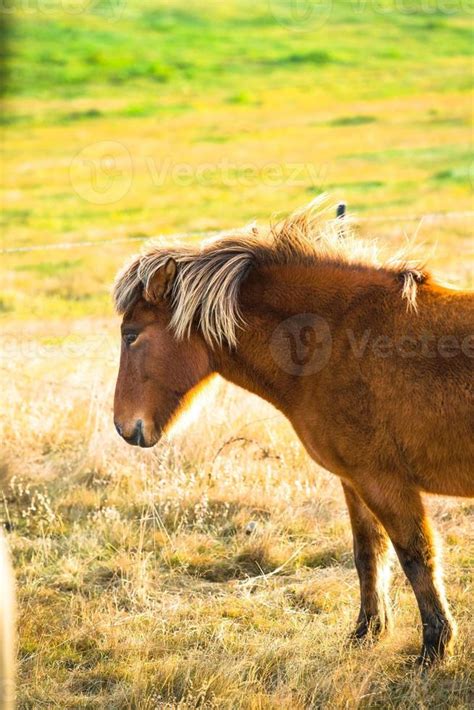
[1,1,473,707]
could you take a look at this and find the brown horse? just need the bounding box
[113,202,473,664]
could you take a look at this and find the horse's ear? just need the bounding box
[143,258,177,304]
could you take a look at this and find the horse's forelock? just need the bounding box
[113,255,142,314]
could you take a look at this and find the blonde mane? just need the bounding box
[113,198,426,348]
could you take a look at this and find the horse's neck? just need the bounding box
[212,261,392,411]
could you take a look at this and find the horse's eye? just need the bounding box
[124,333,138,347]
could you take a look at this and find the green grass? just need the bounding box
[5,1,474,102]
[1,1,472,317]
[14,259,83,276]
[329,115,378,127]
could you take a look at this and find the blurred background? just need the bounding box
[1,2,473,707]
[2,0,473,319]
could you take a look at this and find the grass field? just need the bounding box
[1,1,473,707]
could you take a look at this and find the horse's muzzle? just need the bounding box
[115,419,154,448]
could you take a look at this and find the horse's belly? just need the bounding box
[413,444,474,497]
[417,465,474,497]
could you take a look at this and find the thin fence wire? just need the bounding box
[348,210,474,223]
[2,210,473,255]
[1,230,218,255]
[1,208,473,393]
[0,364,99,393]
[1,236,146,255]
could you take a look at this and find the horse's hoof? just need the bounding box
[417,619,455,666]
[416,648,438,668]
[417,640,453,668]
[347,617,387,646]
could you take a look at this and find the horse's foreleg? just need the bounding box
[342,482,392,641]
[355,482,455,664]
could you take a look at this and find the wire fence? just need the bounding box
[1,207,473,395]
[0,364,100,393]
[2,209,473,255]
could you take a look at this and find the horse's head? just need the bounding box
[113,258,212,447]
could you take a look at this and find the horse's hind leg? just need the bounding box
[355,481,455,664]
[342,482,392,641]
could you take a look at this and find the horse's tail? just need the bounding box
[0,531,15,710]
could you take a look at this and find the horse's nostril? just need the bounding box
[134,420,144,446]
[114,421,123,437]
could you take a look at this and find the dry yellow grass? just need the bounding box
[1,308,473,708]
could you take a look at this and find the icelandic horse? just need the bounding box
[113,202,473,664]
